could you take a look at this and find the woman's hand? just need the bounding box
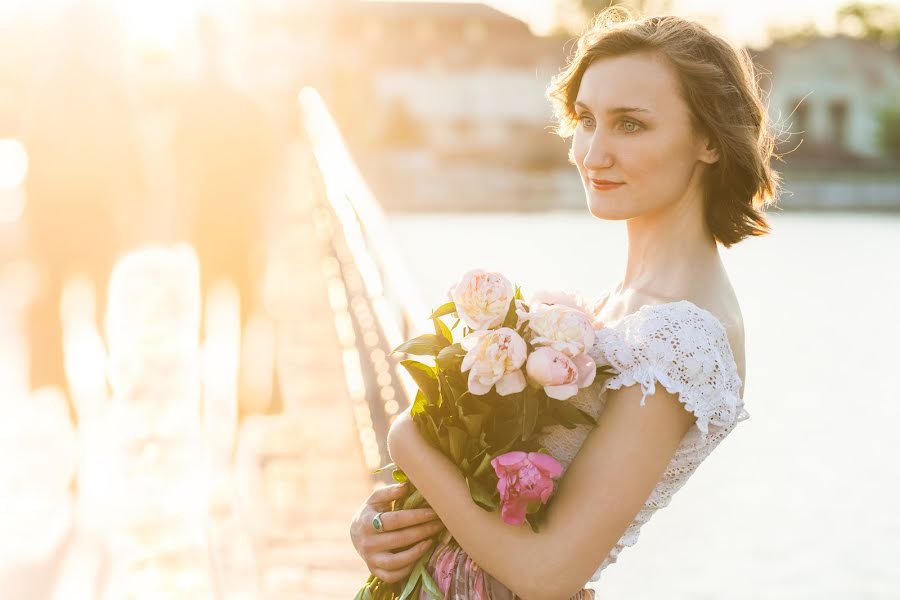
[350,481,447,583]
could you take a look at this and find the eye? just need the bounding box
[578,114,595,128]
[617,118,643,133]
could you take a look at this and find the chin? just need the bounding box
[585,197,632,221]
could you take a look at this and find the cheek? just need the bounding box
[571,133,588,170]
[617,137,669,177]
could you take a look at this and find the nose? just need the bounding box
[581,133,614,171]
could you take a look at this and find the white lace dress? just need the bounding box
[538,298,749,590]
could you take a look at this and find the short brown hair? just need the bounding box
[546,7,781,247]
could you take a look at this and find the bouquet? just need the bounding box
[355,269,615,600]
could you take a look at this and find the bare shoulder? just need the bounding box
[690,289,746,394]
[607,285,746,391]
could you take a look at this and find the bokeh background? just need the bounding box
[1,0,899,598]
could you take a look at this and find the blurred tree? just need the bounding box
[876,97,900,160]
[836,2,900,48]
[766,21,822,44]
[550,0,673,35]
[766,4,899,53]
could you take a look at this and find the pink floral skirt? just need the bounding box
[419,538,595,600]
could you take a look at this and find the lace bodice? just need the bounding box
[536,299,749,586]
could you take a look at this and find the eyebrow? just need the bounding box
[574,101,651,115]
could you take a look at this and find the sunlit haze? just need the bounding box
[380,0,900,46]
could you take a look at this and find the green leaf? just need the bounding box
[400,360,439,404]
[473,452,494,478]
[460,413,485,438]
[497,435,520,454]
[430,301,458,319]
[401,488,425,510]
[410,390,427,418]
[514,285,523,301]
[363,584,374,600]
[397,549,430,600]
[437,429,452,457]
[353,585,367,600]
[501,296,518,329]
[522,389,539,441]
[466,476,497,510]
[554,400,593,426]
[373,462,395,475]
[462,394,490,415]
[421,569,443,599]
[393,334,449,357]
[447,426,468,464]
[423,413,441,445]
[436,343,465,372]
[436,372,455,407]
[433,317,454,345]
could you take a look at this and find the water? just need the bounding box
[385,210,900,599]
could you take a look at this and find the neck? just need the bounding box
[616,191,721,301]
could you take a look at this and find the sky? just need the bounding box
[385,0,900,47]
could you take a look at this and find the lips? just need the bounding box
[590,178,624,190]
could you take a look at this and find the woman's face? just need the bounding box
[571,52,718,221]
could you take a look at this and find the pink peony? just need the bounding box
[490,451,563,526]
[526,346,596,400]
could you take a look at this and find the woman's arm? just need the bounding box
[387,382,696,600]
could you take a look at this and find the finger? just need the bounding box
[368,518,446,552]
[366,482,408,508]
[371,538,434,572]
[375,508,440,533]
[370,563,416,585]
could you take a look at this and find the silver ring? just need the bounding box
[372,512,385,533]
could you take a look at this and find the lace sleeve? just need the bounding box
[593,301,748,438]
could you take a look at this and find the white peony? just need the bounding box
[460,327,527,396]
[518,304,595,358]
[449,269,515,331]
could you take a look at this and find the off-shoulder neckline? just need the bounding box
[593,291,743,390]
[595,293,727,332]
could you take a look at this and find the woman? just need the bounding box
[350,8,779,598]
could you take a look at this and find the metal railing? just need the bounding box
[297,87,429,480]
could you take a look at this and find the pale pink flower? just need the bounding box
[527,288,591,315]
[491,451,564,526]
[449,269,515,331]
[460,328,527,396]
[516,303,595,358]
[526,346,596,400]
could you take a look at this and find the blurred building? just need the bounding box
[329,1,569,159]
[237,0,570,164]
[330,1,569,162]
[753,35,900,166]
[749,35,900,209]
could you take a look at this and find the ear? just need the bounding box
[698,135,719,166]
